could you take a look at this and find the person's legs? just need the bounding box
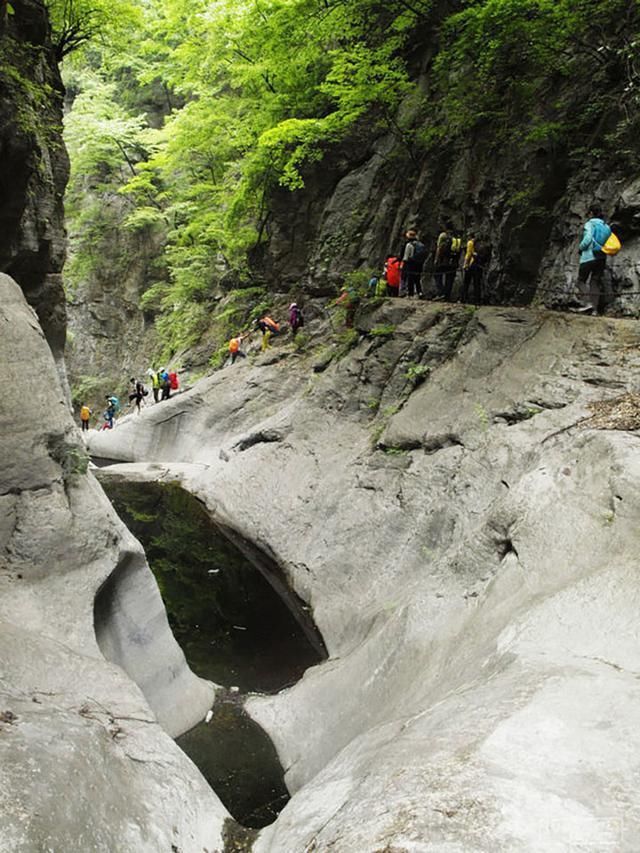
[407,271,422,297]
[153,387,159,403]
[443,269,455,301]
[434,270,444,297]
[472,266,484,305]
[413,270,423,298]
[262,330,271,350]
[460,268,471,303]
[575,258,605,311]
[590,257,606,312]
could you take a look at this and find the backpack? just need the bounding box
[450,236,463,256]
[295,306,304,326]
[591,220,612,255]
[412,240,427,268]
[602,232,622,256]
[385,256,402,288]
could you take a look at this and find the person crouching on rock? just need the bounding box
[229,334,247,364]
[255,315,280,350]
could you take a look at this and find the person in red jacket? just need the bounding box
[383,256,402,297]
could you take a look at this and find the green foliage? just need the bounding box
[292,331,310,352]
[335,327,359,358]
[46,434,89,482]
[369,324,396,337]
[405,362,431,385]
[433,0,640,154]
[62,0,427,350]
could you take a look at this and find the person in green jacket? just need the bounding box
[148,368,160,403]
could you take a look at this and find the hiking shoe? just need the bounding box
[568,305,594,314]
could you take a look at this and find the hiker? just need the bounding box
[106,395,120,414]
[102,396,117,430]
[148,368,160,403]
[159,367,171,400]
[460,236,491,305]
[433,221,457,301]
[128,377,147,413]
[367,275,380,297]
[336,283,360,328]
[80,404,92,432]
[401,229,427,298]
[255,315,280,350]
[573,205,613,315]
[383,256,402,297]
[450,228,464,297]
[289,302,304,334]
[229,335,247,364]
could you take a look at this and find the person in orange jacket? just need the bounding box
[228,335,247,364]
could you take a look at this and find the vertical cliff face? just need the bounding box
[256,125,639,316]
[0,0,69,361]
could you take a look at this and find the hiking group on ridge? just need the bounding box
[78,207,621,430]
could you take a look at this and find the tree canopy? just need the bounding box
[59,0,640,355]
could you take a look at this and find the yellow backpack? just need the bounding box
[602,232,622,255]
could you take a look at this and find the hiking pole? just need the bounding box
[323,303,337,331]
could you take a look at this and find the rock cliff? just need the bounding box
[0,273,225,851]
[0,0,68,364]
[89,300,640,850]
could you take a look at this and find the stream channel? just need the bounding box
[101,478,327,829]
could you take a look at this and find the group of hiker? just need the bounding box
[79,367,180,431]
[366,225,492,305]
[79,207,622,431]
[228,303,305,363]
[365,207,621,315]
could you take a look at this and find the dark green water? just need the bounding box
[101,479,326,829]
[103,479,325,693]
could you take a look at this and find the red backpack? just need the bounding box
[385,256,402,288]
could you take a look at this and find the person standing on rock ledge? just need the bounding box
[573,205,612,315]
[79,404,92,432]
[401,229,427,298]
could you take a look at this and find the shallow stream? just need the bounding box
[102,479,326,829]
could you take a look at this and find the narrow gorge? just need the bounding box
[3,0,640,851]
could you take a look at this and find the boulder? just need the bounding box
[0,274,224,852]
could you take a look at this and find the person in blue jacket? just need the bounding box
[574,205,611,315]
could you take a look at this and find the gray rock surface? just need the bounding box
[0,274,224,851]
[89,300,640,850]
